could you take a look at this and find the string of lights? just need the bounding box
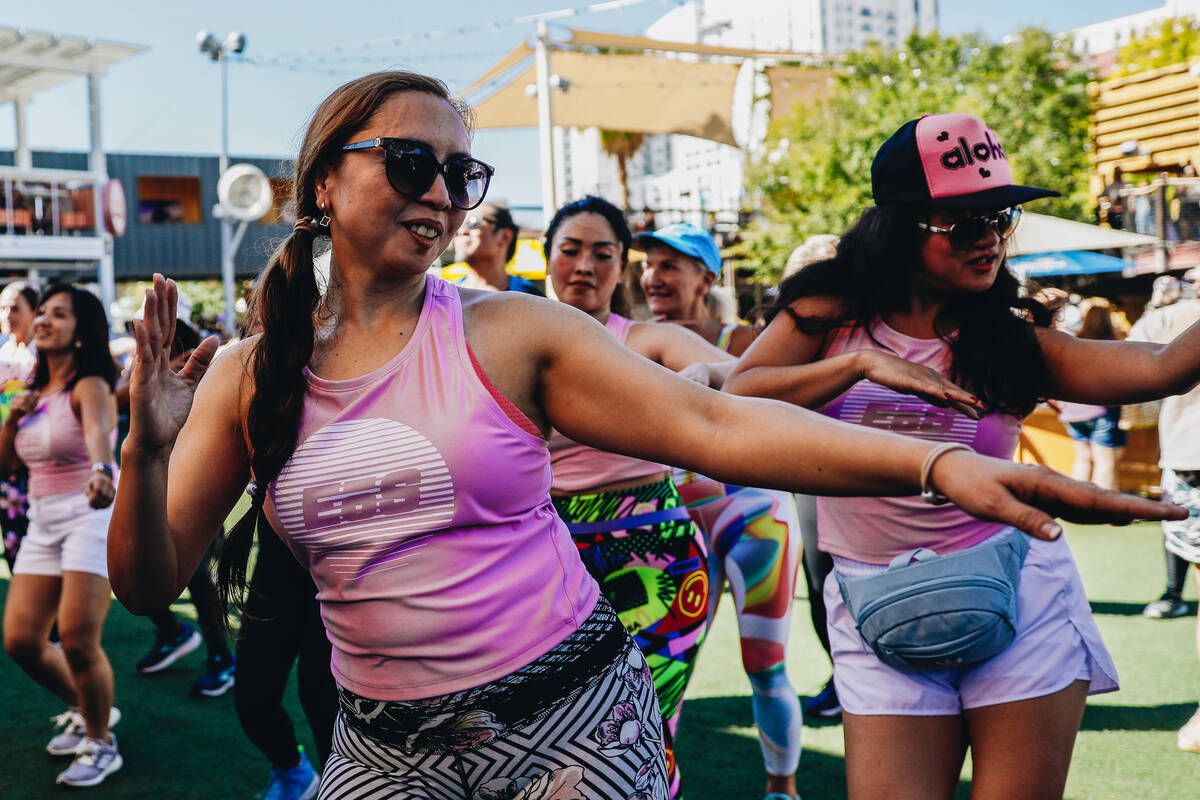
[250,0,681,68]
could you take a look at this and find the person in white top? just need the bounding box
[0,281,38,570]
[1127,268,1200,752]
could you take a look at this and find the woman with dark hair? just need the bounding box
[108,77,1180,800]
[0,280,39,569]
[634,222,809,799]
[0,284,121,788]
[543,196,733,798]
[725,113,1200,799]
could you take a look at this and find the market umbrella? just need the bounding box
[1008,213,1157,256]
[1007,250,1132,277]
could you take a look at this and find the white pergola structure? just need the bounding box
[0,26,144,312]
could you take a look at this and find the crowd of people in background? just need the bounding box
[1,71,1200,800]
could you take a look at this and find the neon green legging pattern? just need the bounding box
[554,476,710,800]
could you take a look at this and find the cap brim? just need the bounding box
[631,232,671,252]
[927,184,1060,209]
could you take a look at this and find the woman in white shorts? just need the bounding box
[0,284,121,788]
[726,112,1200,799]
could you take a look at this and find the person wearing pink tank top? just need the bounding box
[726,112,1200,799]
[0,284,122,789]
[109,80,1185,800]
[634,220,810,799]
[543,197,734,800]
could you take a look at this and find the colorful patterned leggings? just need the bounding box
[321,598,667,799]
[674,472,803,778]
[554,477,710,799]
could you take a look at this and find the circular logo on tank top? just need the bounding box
[272,418,456,581]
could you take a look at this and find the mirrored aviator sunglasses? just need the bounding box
[342,137,495,211]
[918,206,1022,249]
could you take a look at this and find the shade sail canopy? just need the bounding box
[471,49,743,145]
[0,26,144,102]
[461,42,535,98]
[765,65,836,123]
[1007,212,1159,256]
[465,28,835,146]
[1008,250,1132,277]
[563,28,829,61]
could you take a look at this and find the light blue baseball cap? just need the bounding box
[632,222,723,277]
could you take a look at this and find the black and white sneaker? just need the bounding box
[1143,593,1189,619]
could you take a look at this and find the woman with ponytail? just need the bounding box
[2,284,121,788]
[108,75,1184,799]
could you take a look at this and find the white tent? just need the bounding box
[1008,213,1158,257]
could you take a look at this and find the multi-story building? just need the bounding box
[555,0,937,226]
[1066,0,1200,76]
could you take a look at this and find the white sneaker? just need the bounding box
[1179,706,1200,753]
[56,733,123,787]
[47,706,122,756]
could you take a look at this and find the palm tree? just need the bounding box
[599,129,645,211]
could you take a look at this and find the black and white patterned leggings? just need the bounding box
[319,598,669,799]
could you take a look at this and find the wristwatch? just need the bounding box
[91,462,114,477]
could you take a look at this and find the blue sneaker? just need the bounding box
[190,654,236,697]
[136,622,202,674]
[804,677,841,719]
[258,749,319,800]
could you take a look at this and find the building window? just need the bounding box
[137,176,203,224]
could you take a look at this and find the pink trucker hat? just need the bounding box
[871,113,1059,208]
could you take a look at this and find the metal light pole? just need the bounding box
[196,30,246,334]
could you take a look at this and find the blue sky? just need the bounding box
[1,1,1166,207]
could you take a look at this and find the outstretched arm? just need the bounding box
[1037,322,1200,404]
[725,306,984,418]
[534,306,1183,540]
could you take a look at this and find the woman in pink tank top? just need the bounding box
[109,77,1184,800]
[544,196,732,799]
[0,284,122,789]
[726,112,1200,799]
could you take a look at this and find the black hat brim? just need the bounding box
[926,184,1060,210]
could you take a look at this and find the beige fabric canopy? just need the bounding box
[471,49,743,145]
[465,28,834,146]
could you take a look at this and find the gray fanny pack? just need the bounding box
[835,533,1031,671]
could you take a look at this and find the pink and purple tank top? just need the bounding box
[816,320,1020,564]
[263,276,598,700]
[547,313,668,492]
[15,388,93,498]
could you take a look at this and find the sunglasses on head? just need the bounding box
[916,206,1022,249]
[341,137,494,211]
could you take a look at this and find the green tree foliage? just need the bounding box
[1114,16,1200,77]
[742,29,1092,282]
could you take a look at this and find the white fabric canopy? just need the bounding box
[1007,213,1158,256]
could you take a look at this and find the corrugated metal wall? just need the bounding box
[0,149,292,280]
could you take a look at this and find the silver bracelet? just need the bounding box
[919,443,972,505]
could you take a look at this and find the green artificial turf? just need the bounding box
[1,521,1197,798]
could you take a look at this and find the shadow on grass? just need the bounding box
[1081,701,1198,732]
[677,695,976,799]
[1089,600,1195,617]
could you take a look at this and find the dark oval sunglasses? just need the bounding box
[916,206,1022,249]
[342,137,494,211]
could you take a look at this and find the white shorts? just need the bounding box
[824,529,1118,716]
[12,492,112,579]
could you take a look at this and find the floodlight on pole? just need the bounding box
[196,29,249,335]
